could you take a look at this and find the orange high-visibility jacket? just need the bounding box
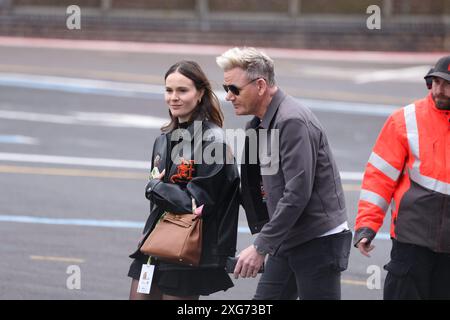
[354,93,450,253]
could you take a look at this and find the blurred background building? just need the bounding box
[0,0,449,51]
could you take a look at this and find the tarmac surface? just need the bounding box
[0,37,442,300]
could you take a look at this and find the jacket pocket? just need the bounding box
[383,260,411,277]
[331,230,352,272]
[383,240,414,277]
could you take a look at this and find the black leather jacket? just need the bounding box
[130,120,240,270]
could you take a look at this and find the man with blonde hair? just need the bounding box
[216,47,351,300]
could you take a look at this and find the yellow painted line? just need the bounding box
[0,165,362,190]
[30,255,85,264]
[0,165,147,180]
[341,279,368,286]
[342,184,361,192]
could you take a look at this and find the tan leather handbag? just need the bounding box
[140,212,202,267]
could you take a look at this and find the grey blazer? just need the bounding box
[241,89,348,255]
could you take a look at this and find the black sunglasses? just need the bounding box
[222,78,260,96]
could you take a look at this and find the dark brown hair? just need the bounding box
[161,60,224,132]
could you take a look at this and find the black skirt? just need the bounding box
[128,258,234,296]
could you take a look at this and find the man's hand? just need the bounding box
[357,238,375,257]
[233,245,265,279]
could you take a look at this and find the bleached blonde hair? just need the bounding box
[216,47,275,86]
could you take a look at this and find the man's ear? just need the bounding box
[257,78,268,96]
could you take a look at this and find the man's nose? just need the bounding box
[225,91,234,102]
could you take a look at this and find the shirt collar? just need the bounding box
[259,89,286,129]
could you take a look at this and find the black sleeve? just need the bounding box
[353,227,377,247]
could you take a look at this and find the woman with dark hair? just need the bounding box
[160,60,224,132]
[128,61,240,300]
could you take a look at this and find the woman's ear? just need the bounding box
[198,89,205,104]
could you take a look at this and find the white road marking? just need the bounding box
[299,98,397,116]
[298,65,431,84]
[73,112,168,128]
[30,255,85,263]
[0,214,144,229]
[354,66,431,84]
[0,152,364,181]
[0,135,39,145]
[0,152,149,169]
[0,72,161,98]
[0,214,391,240]
[0,109,168,129]
[340,171,364,181]
[0,73,397,116]
[298,65,372,81]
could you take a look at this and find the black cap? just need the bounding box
[424,55,450,82]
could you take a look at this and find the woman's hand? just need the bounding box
[155,169,165,180]
[145,169,165,200]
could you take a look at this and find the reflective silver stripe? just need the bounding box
[403,103,450,195]
[409,169,450,195]
[368,152,401,181]
[359,189,389,213]
[403,104,420,163]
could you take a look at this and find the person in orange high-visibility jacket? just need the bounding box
[354,55,450,300]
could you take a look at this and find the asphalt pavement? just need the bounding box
[0,37,441,300]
